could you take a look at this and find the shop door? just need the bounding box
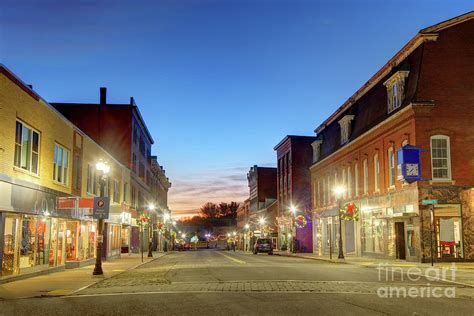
[395,222,406,260]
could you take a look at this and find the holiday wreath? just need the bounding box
[295,215,307,228]
[340,202,359,221]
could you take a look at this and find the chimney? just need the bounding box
[27,84,33,90]
[130,97,135,106]
[100,87,107,105]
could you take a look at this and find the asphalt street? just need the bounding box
[1,249,474,315]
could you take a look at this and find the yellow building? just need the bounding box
[0,65,133,281]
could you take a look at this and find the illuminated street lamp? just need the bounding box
[93,160,110,276]
[334,185,346,259]
[232,231,237,236]
[244,223,250,230]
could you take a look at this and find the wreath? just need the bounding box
[295,215,307,228]
[139,213,151,226]
[340,202,359,221]
[158,223,165,232]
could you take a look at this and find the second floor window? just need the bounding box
[354,163,359,197]
[431,135,452,180]
[347,166,352,198]
[388,147,395,187]
[14,121,40,174]
[123,182,129,203]
[374,154,380,192]
[363,159,368,195]
[53,143,70,185]
[87,164,96,194]
[113,179,120,203]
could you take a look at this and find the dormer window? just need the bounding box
[384,71,409,113]
[338,115,354,145]
[311,140,323,163]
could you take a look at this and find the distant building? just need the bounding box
[310,12,474,262]
[274,135,316,253]
[247,165,277,249]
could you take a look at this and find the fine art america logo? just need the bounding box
[376,263,457,298]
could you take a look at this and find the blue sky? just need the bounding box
[1,0,472,217]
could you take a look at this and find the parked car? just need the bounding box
[253,238,273,255]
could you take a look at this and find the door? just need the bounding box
[395,222,406,260]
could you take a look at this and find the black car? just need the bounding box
[253,238,273,255]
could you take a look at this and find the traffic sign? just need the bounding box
[421,199,438,205]
[93,197,110,219]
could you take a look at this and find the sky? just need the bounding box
[1,0,472,219]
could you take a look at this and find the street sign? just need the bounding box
[93,196,110,219]
[421,199,438,205]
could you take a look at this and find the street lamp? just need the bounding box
[334,185,346,259]
[147,204,156,258]
[244,223,250,230]
[93,161,110,276]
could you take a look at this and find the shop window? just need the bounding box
[2,216,19,275]
[435,205,463,259]
[14,120,40,174]
[430,135,452,181]
[361,210,385,254]
[53,143,70,185]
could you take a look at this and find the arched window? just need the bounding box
[430,135,452,180]
[374,154,380,192]
[388,147,395,187]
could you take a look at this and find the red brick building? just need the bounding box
[274,135,316,253]
[247,166,278,248]
[310,12,474,262]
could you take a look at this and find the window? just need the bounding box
[363,159,368,195]
[131,186,136,208]
[87,164,96,194]
[317,180,321,208]
[53,143,70,185]
[113,179,120,203]
[14,121,40,174]
[355,163,359,197]
[384,71,409,113]
[347,166,352,198]
[72,153,81,190]
[132,154,137,173]
[322,178,326,206]
[338,115,355,144]
[430,135,452,180]
[327,175,331,204]
[311,140,323,163]
[342,168,346,198]
[374,154,380,192]
[388,147,395,187]
[123,182,129,203]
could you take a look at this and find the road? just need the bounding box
[1,249,474,315]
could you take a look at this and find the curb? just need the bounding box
[275,253,347,264]
[70,252,168,295]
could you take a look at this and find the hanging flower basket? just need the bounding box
[139,213,151,226]
[295,215,307,228]
[340,202,359,221]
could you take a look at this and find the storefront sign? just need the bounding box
[421,199,438,205]
[397,145,422,183]
[93,197,110,219]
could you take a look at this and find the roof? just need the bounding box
[273,135,317,150]
[314,11,474,134]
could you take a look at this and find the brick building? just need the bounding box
[274,135,316,253]
[310,12,474,262]
[0,65,135,281]
[51,88,168,252]
[247,166,278,249]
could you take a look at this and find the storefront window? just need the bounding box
[66,221,79,260]
[361,210,385,254]
[435,205,463,259]
[19,216,37,269]
[2,216,19,275]
[36,218,50,266]
[108,224,121,257]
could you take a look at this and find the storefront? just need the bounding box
[434,204,464,260]
[0,181,96,280]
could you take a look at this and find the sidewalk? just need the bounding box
[275,251,474,287]
[0,252,167,300]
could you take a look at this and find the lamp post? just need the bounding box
[147,204,155,258]
[334,186,346,260]
[93,161,110,276]
[290,205,297,253]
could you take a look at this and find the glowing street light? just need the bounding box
[227,233,231,237]
[232,231,237,236]
[244,223,250,229]
[259,217,265,225]
[334,185,346,197]
[290,205,296,214]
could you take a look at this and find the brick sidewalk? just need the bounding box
[0,252,167,300]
